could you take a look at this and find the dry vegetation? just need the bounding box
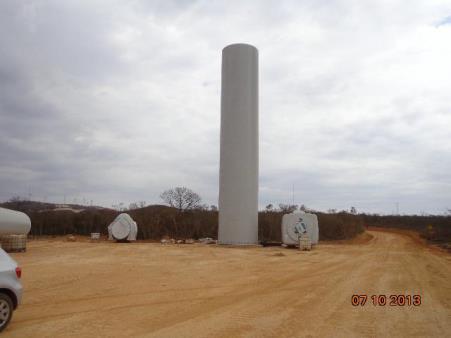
[1,201,449,247]
[361,214,451,246]
[3,201,365,241]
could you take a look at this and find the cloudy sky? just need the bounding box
[1,0,450,214]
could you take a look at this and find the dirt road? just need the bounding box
[5,230,451,337]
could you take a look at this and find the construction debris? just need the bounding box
[159,238,215,245]
[199,237,216,244]
[67,235,76,242]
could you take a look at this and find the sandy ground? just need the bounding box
[4,230,451,337]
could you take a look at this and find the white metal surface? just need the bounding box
[0,208,31,235]
[0,248,23,306]
[282,212,319,245]
[108,213,137,241]
[218,43,259,245]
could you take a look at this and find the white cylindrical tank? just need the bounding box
[0,207,31,235]
[218,43,259,245]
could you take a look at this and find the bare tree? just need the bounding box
[160,187,202,211]
[112,202,126,211]
[265,204,273,212]
[350,206,357,214]
[8,196,24,203]
[278,204,297,213]
[198,204,210,211]
[129,202,139,210]
[210,205,218,211]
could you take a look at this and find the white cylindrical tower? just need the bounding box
[218,43,259,245]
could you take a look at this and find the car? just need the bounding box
[0,248,22,332]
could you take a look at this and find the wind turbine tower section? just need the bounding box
[218,43,259,245]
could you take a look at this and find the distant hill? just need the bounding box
[0,200,112,213]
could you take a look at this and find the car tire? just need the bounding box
[0,293,13,332]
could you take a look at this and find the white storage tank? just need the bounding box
[281,212,319,246]
[108,213,137,241]
[0,207,31,235]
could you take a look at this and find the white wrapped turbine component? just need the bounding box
[281,212,319,245]
[108,213,137,241]
[0,207,31,235]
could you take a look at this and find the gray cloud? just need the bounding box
[1,0,450,214]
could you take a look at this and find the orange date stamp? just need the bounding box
[351,294,422,306]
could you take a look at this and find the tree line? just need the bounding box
[2,187,449,243]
